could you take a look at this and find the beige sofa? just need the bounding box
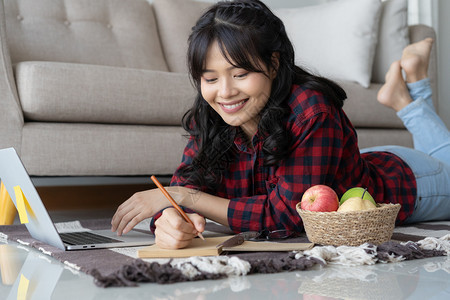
[0,0,438,178]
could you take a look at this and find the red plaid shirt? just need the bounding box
[166,84,417,233]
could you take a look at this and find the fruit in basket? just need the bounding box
[337,196,377,212]
[300,185,339,212]
[340,187,376,205]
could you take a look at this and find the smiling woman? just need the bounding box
[111,0,450,250]
[111,0,347,249]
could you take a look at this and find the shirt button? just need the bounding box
[270,183,276,189]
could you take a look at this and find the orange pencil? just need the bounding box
[151,175,205,240]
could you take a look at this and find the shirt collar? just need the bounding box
[233,128,262,153]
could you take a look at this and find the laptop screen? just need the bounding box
[0,147,66,249]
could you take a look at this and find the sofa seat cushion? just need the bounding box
[340,81,405,129]
[21,123,187,176]
[356,128,412,149]
[15,61,196,125]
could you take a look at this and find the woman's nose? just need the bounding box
[218,79,238,99]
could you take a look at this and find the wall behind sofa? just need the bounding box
[436,0,450,129]
[409,0,450,129]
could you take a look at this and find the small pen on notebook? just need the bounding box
[151,175,205,241]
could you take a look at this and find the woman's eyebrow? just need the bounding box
[202,66,239,73]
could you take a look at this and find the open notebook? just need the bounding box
[138,236,313,258]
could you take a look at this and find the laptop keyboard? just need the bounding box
[59,231,123,245]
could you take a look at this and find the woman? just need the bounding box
[111,0,450,249]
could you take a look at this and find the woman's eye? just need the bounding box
[204,78,217,83]
[235,73,249,79]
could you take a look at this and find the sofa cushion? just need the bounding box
[356,128,412,150]
[340,81,404,129]
[4,0,168,71]
[153,0,211,73]
[275,0,382,88]
[21,123,187,176]
[15,62,196,125]
[371,0,410,83]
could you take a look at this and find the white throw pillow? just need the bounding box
[371,0,409,83]
[275,0,382,88]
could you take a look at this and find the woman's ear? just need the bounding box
[270,52,280,78]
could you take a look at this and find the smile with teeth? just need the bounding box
[221,99,248,111]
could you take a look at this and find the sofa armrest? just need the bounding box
[409,24,438,111]
[0,0,23,152]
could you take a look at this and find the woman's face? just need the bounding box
[200,41,276,139]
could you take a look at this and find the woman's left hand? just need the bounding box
[111,186,192,235]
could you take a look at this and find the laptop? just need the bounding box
[0,147,155,250]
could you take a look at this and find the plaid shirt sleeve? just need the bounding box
[170,135,199,188]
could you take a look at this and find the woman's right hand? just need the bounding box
[154,207,205,249]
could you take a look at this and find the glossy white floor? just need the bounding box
[2,210,450,299]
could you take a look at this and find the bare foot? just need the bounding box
[400,38,433,83]
[377,61,412,112]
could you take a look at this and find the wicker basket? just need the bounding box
[296,203,401,246]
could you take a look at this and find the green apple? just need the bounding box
[340,187,376,206]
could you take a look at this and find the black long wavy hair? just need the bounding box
[178,0,346,191]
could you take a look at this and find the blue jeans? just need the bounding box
[361,79,450,223]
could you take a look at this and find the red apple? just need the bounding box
[300,185,339,212]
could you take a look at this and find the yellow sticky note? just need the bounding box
[14,186,35,224]
[1,181,17,225]
[17,274,29,300]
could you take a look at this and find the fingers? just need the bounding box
[111,191,154,235]
[188,212,206,233]
[111,201,128,233]
[111,200,134,235]
[118,210,144,236]
[154,208,205,249]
